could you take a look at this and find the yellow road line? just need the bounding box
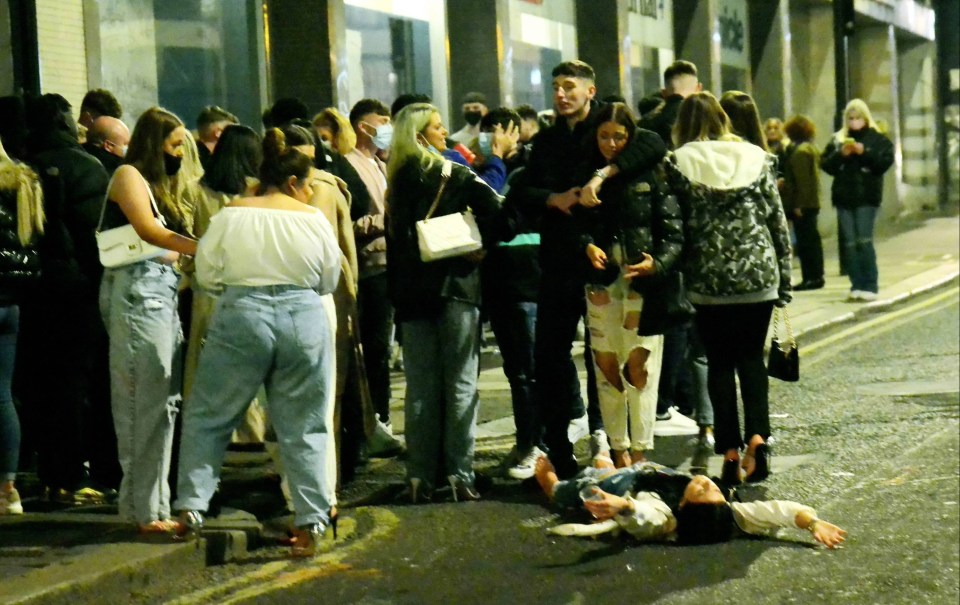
[166,507,400,605]
[803,286,959,360]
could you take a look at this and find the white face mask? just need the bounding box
[363,121,393,150]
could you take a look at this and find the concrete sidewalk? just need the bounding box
[1,216,957,605]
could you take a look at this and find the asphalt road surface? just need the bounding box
[133,287,960,605]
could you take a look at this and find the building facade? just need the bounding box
[2,0,956,217]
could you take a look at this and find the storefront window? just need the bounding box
[509,0,577,112]
[89,0,266,128]
[718,0,749,92]
[627,0,674,109]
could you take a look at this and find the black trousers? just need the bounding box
[357,272,394,423]
[694,302,774,454]
[791,209,824,282]
[535,270,598,478]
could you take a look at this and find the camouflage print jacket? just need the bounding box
[665,141,792,306]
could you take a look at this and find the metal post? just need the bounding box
[833,0,853,130]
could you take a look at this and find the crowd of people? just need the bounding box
[0,55,882,553]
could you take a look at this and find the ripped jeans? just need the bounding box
[585,276,663,453]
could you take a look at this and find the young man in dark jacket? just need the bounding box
[509,61,666,478]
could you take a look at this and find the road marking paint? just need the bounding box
[165,508,399,605]
[803,286,959,365]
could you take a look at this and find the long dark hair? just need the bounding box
[592,102,636,167]
[125,107,189,225]
[202,125,261,195]
[673,92,732,148]
[720,91,768,151]
[259,128,312,192]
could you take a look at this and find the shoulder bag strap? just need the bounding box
[423,160,453,221]
[95,169,167,234]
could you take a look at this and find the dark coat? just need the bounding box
[639,94,684,150]
[509,100,667,276]
[0,165,41,304]
[820,127,894,209]
[386,158,512,322]
[29,131,109,287]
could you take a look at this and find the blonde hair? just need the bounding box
[312,108,357,154]
[834,98,879,143]
[163,130,204,235]
[386,103,441,183]
[0,138,45,245]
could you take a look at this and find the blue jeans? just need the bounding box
[176,286,335,528]
[487,300,539,451]
[0,305,19,482]
[400,300,481,489]
[837,206,879,293]
[100,260,182,524]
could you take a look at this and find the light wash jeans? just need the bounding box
[837,206,879,293]
[400,300,481,490]
[0,305,19,482]
[99,260,182,524]
[175,285,335,528]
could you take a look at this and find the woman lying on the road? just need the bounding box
[534,457,846,548]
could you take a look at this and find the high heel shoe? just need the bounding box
[720,458,743,486]
[174,510,205,540]
[329,507,338,540]
[745,443,771,483]
[447,476,481,502]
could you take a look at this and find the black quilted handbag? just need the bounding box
[767,307,799,382]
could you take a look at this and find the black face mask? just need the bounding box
[463,111,483,126]
[164,152,182,176]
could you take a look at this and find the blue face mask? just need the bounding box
[478,132,493,157]
[365,122,393,150]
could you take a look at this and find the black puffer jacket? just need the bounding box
[580,168,683,289]
[820,127,894,209]
[510,100,666,275]
[386,158,513,322]
[0,162,41,304]
[639,94,684,150]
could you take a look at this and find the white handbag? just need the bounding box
[415,160,482,262]
[95,173,167,268]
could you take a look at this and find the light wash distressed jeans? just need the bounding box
[99,260,182,524]
[175,285,335,528]
[400,300,481,490]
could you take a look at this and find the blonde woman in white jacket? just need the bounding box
[664,92,792,487]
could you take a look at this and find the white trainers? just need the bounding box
[507,446,545,480]
[366,415,404,458]
[567,413,589,444]
[0,487,23,515]
[858,291,878,302]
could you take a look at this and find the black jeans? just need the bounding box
[694,302,774,454]
[791,209,824,282]
[535,272,591,478]
[357,272,394,423]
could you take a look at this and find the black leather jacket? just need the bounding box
[820,127,894,208]
[386,157,514,322]
[0,165,41,304]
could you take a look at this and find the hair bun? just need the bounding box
[263,128,288,159]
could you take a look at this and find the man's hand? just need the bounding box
[491,121,520,159]
[580,177,603,208]
[586,243,607,270]
[547,188,581,215]
[623,253,656,280]
[583,489,632,520]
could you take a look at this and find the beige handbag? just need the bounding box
[415,160,482,262]
[95,173,167,268]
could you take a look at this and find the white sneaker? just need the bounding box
[567,413,589,444]
[0,487,23,515]
[858,291,878,302]
[366,415,404,458]
[507,446,545,480]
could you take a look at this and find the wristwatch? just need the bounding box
[593,169,608,181]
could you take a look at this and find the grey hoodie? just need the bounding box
[665,140,792,306]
